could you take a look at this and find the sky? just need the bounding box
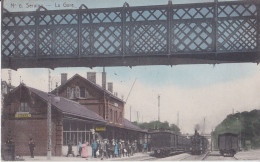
[1,0,260,134]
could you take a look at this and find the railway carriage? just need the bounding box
[218,133,239,157]
[149,130,189,157]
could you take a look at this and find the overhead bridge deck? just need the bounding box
[1,0,260,69]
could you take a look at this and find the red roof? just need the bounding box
[23,85,106,123]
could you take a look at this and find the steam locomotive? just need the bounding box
[190,130,208,155]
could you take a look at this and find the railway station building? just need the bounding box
[1,73,146,156]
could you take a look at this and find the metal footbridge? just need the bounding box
[2,0,260,69]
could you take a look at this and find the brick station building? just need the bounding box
[52,73,147,145]
[2,72,147,156]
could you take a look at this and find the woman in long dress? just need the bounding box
[114,140,119,157]
[81,142,88,158]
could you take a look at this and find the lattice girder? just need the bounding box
[1,0,259,60]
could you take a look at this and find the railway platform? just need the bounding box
[20,152,151,161]
[234,149,260,160]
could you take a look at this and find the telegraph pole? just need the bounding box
[47,69,52,159]
[158,95,160,122]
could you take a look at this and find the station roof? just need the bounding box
[123,119,147,133]
[9,84,145,132]
[17,84,107,123]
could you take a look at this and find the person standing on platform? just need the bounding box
[28,138,35,158]
[100,139,107,160]
[130,141,134,156]
[125,141,130,157]
[111,139,115,158]
[114,140,119,157]
[143,142,147,153]
[78,141,82,156]
[66,140,74,157]
[81,141,88,158]
[122,140,126,157]
[92,140,98,158]
[118,140,123,158]
[107,140,112,158]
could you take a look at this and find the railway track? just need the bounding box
[112,151,238,161]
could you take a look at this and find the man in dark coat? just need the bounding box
[66,140,74,157]
[28,138,35,158]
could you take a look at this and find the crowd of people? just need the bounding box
[76,139,149,160]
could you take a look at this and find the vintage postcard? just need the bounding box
[1,0,260,161]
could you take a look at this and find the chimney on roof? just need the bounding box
[114,92,118,97]
[102,67,106,89]
[87,72,96,84]
[108,82,113,93]
[61,73,67,85]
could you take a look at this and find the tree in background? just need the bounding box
[213,109,260,150]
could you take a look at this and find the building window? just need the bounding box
[75,86,80,98]
[110,109,113,122]
[67,87,70,98]
[114,111,118,123]
[119,112,122,123]
[80,87,88,98]
[20,102,30,112]
[63,121,91,145]
[70,87,75,99]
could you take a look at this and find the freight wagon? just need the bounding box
[218,133,239,157]
[149,130,190,157]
